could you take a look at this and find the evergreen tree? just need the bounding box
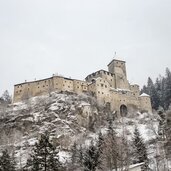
[96,131,104,170]
[133,127,149,171]
[104,119,119,171]
[1,90,11,104]
[82,141,99,171]
[0,149,16,171]
[25,132,61,171]
[164,68,171,109]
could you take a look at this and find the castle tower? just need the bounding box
[108,59,127,78]
[108,59,129,89]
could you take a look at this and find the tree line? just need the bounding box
[141,67,171,110]
[0,120,149,171]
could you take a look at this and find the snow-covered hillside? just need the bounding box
[0,91,163,170]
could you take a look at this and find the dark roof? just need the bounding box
[107,59,126,66]
[85,69,115,80]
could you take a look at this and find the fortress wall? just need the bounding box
[139,96,152,112]
[85,71,103,82]
[95,78,111,104]
[14,83,29,102]
[61,78,74,92]
[100,72,116,88]
[32,78,54,97]
[73,80,88,93]
[130,84,140,97]
[115,75,130,89]
[53,76,64,91]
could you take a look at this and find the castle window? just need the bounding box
[38,86,39,88]
[20,90,22,92]
[105,85,107,88]
[43,85,45,87]
[68,86,70,88]
[77,86,79,88]
[107,73,109,75]
[98,91,100,94]
[101,84,104,87]
[16,91,18,94]
[102,92,104,94]
[47,85,48,87]
[56,83,58,85]
[45,81,46,83]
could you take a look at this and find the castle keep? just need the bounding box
[13,59,152,114]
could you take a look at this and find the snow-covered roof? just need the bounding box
[129,162,144,169]
[112,162,144,171]
[140,93,150,97]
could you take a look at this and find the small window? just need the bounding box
[38,86,40,88]
[77,86,79,88]
[68,86,70,88]
[98,91,100,94]
[105,85,107,88]
[43,85,45,87]
[16,91,18,93]
[102,92,104,94]
[101,84,104,87]
[20,90,22,92]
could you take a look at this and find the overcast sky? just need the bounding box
[0,0,171,95]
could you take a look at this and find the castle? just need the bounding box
[13,59,152,115]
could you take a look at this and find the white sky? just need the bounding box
[0,0,171,95]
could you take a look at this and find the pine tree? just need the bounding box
[164,68,171,109]
[25,132,61,171]
[82,141,99,171]
[104,119,119,171]
[1,90,11,104]
[94,131,105,170]
[0,149,16,171]
[133,127,149,171]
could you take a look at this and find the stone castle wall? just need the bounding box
[13,59,152,114]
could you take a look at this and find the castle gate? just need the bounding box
[120,104,128,117]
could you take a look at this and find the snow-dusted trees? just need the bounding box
[141,67,171,110]
[24,132,61,171]
[132,127,149,171]
[0,149,16,171]
[82,141,100,171]
[0,90,12,104]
